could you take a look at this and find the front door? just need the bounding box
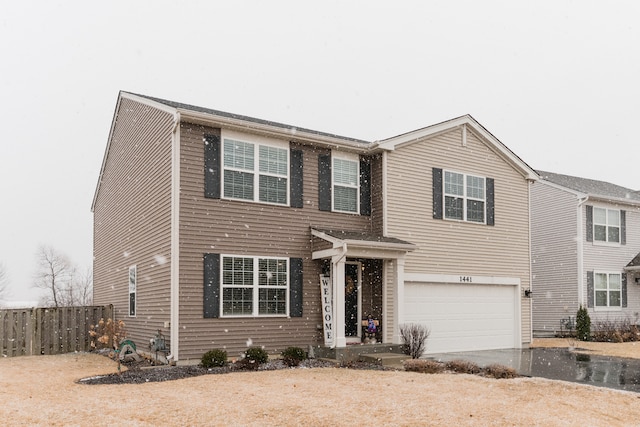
[345,262,361,342]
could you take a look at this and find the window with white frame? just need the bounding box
[444,171,485,223]
[593,207,620,243]
[594,272,621,308]
[333,156,359,213]
[222,136,289,205]
[221,256,288,316]
[128,265,136,317]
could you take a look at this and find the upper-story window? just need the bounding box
[222,134,289,205]
[333,156,359,213]
[593,207,620,243]
[444,171,486,223]
[594,272,621,308]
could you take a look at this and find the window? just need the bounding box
[593,207,620,243]
[128,265,136,317]
[221,256,288,316]
[333,157,359,213]
[222,135,289,205]
[444,171,486,223]
[594,272,621,308]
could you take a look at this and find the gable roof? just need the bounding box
[537,170,640,205]
[375,114,538,181]
[125,92,371,150]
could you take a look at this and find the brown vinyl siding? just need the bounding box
[530,182,580,334]
[93,98,174,346]
[385,127,533,344]
[176,124,374,362]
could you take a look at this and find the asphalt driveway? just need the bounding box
[427,347,640,393]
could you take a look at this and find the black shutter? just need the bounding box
[621,210,626,245]
[586,205,593,242]
[290,148,303,208]
[203,253,220,318]
[622,273,628,308]
[318,154,332,211]
[289,257,303,317]
[486,177,495,226]
[360,157,371,216]
[432,168,443,219]
[587,271,594,308]
[204,134,221,199]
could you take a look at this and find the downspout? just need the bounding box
[169,112,181,363]
[576,195,589,308]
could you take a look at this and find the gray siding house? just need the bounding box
[92,91,538,364]
[531,171,640,336]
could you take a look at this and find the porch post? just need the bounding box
[332,254,347,348]
[392,256,406,345]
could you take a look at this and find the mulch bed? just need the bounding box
[77,356,395,385]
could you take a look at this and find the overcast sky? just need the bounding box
[1,1,638,303]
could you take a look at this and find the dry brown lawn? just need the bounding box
[1,339,640,426]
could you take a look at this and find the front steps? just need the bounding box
[312,343,406,365]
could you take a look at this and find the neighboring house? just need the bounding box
[531,171,640,336]
[92,91,538,364]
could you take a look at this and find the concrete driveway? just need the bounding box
[427,347,640,393]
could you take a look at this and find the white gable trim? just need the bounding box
[376,115,538,182]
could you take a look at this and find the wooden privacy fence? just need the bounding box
[0,305,114,357]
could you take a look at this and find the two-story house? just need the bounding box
[92,91,538,364]
[531,171,640,336]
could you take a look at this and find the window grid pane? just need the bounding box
[224,139,254,170]
[258,175,287,204]
[466,175,485,199]
[224,170,254,200]
[333,159,358,186]
[259,145,288,176]
[444,172,464,196]
[444,196,463,220]
[258,288,286,314]
[467,200,485,223]
[334,186,358,212]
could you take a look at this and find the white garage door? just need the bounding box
[404,282,517,354]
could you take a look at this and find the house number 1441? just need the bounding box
[459,276,472,283]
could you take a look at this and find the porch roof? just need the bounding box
[311,227,416,260]
[625,253,640,271]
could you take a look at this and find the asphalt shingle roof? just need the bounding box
[537,170,640,201]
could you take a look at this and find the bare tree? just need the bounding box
[34,246,73,307]
[33,246,93,307]
[69,266,93,306]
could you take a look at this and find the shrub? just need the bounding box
[591,318,640,343]
[281,346,306,367]
[403,359,444,374]
[483,364,517,379]
[445,359,481,375]
[89,318,126,351]
[201,349,228,368]
[237,346,269,370]
[399,323,431,359]
[576,305,591,341]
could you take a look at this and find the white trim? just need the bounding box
[404,273,521,286]
[376,115,538,182]
[219,254,290,318]
[592,270,623,310]
[170,114,180,361]
[382,151,388,237]
[128,265,137,317]
[442,169,487,224]
[331,152,360,214]
[221,130,290,206]
[576,196,589,306]
[461,124,467,147]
